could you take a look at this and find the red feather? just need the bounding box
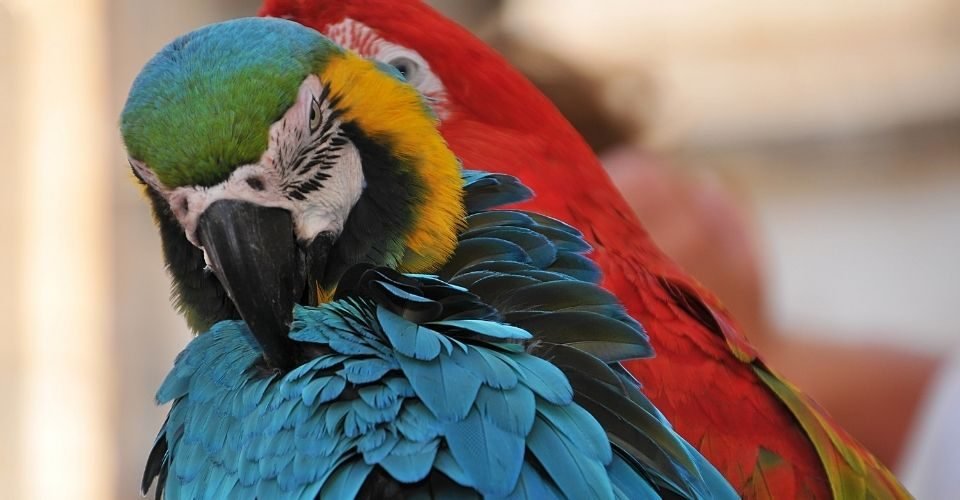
[261,1,909,497]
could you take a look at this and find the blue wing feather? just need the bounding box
[318,461,374,500]
[377,438,439,483]
[526,412,615,500]
[442,407,526,497]
[427,319,532,340]
[377,307,445,360]
[395,349,481,423]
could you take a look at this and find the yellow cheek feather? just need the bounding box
[322,52,465,273]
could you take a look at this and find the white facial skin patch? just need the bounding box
[131,75,365,251]
[326,18,449,119]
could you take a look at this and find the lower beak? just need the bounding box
[196,199,306,370]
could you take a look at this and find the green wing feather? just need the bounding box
[755,368,911,499]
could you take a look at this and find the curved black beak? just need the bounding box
[197,199,306,371]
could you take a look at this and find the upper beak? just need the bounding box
[196,199,307,370]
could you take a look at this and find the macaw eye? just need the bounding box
[309,97,322,133]
[369,43,446,117]
[387,56,420,85]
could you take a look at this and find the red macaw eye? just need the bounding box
[387,56,420,84]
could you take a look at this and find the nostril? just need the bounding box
[246,177,265,191]
[180,197,189,214]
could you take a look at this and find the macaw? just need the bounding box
[257,1,912,498]
[124,18,738,498]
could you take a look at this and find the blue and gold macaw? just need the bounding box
[123,18,736,499]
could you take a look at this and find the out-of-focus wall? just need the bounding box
[0,5,23,498]
[506,0,960,146]
[675,134,960,350]
[6,1,115,499]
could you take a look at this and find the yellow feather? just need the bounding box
[322,53,465,273]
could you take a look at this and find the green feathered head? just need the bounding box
[122,18,338,188]
[121,18,464,369]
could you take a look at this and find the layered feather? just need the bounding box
[144,172,736,499]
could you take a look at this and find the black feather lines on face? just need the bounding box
[277,82,348,202]
[318,121,421,290]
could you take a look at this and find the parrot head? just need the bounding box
[121,17,464,370]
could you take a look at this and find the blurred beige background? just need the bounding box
[1,0,958,498]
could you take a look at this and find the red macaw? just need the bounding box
[260,1,910,497]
